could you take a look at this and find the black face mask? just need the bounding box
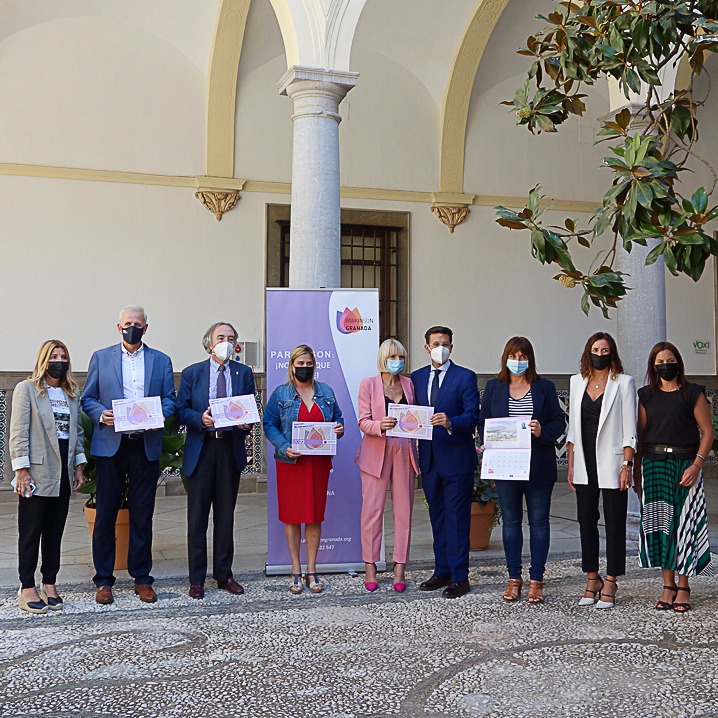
[590,354,611,371]
[655,363,679,381]
[294,366,314,383]
[122,325,144,346]
[47,361,69,380]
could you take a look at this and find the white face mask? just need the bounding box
[213,341,233,362]
[430,346,450,365]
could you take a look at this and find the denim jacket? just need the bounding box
[263,380,344,463]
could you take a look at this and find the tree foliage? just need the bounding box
[495,0,718,317]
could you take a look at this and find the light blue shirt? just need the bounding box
[121,343,145,400]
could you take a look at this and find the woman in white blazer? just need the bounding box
[9,340,86,613]
[566,332,636,609]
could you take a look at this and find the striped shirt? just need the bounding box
[508,389,533,417]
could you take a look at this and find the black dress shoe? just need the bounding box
[217,577,245,595]
[419,574,452,591]
[442,581,471,599]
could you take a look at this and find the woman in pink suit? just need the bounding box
[355,338,419,592]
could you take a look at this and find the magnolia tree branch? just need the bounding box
[495,0,718,316]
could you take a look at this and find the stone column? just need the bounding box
[278,66,358,289]
[617,240,667,520]
[613,104,668,520]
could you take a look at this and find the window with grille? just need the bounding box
[269,212,409,345]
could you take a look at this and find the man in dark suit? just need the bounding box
[411,325,480,598]
[176,321,255,599]
[81,305,176,605]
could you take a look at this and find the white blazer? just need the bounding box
[566,373,637,489]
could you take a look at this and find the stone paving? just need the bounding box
[1,557,717,718]
[1,479,718,717]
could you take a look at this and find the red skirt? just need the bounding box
[276,402,332,524]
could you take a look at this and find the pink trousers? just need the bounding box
[360,437,415,564]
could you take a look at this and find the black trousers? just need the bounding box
[575,468,627,576]
[17,439,71,588]
[93,436,159,587]
[187,436,241,585]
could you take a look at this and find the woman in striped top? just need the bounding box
[479,337,565,604]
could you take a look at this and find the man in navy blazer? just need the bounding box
[411,325,480,598]
[81,305,176,605]
[176,321,255,599]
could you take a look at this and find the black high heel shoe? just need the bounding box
[673,586,691,613]
[655,584,677,611]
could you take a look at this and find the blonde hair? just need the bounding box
[28,339,78,398]
[377,338,407,373]
[287,344,316,384]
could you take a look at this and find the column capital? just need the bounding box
[278,65,359,99]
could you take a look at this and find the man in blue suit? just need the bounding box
[411,325,480,598]
[81,305,176,604]
[176,322,255,599]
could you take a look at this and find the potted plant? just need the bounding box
[79,412,186,570]
[470,441,502,551]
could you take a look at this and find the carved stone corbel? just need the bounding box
[195,189,241,221]
[430,192,474,234]
[431,204,470,233]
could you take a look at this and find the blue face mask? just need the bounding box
[386,359,405,375]
[507,359,529,376]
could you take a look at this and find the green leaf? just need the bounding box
[528,185,541,213]
[581,292,590,316]
[644,242,665,266]
[635,180,653,208]
[692,187,708,214]
[663,245,678,275]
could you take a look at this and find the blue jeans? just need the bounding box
[495,481,553,582]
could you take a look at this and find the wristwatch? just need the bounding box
[622,460,633,467]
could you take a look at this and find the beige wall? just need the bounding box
[0,0,714,379]
[0,174,271,372]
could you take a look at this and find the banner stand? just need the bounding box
[265,288,382,575]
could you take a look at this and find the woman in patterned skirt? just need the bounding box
[635,342,713,612]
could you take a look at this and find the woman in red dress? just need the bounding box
[263,345,344,593]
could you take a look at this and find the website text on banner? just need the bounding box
[265,289,380,575]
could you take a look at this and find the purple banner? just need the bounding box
[265,289,379,574]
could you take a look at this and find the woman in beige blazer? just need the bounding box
[9,340,86,613]
[566,332,636,609]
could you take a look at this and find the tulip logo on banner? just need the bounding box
[336,307,371,334]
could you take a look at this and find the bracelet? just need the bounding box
[696,453,708,462]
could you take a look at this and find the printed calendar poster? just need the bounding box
[480,416,532,481]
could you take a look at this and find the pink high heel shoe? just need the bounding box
[392,562,406,593]
[364,562,379,592]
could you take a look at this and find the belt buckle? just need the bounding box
[665,447,673,453]
[214,431,225,439]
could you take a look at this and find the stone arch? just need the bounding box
[439,0,509,194]
[268,0,367,69]
[206,0,253,178]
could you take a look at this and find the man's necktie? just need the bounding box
[430,369,441,406]
[217,364,227,399]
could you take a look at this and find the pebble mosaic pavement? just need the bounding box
[2,556,717,718]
